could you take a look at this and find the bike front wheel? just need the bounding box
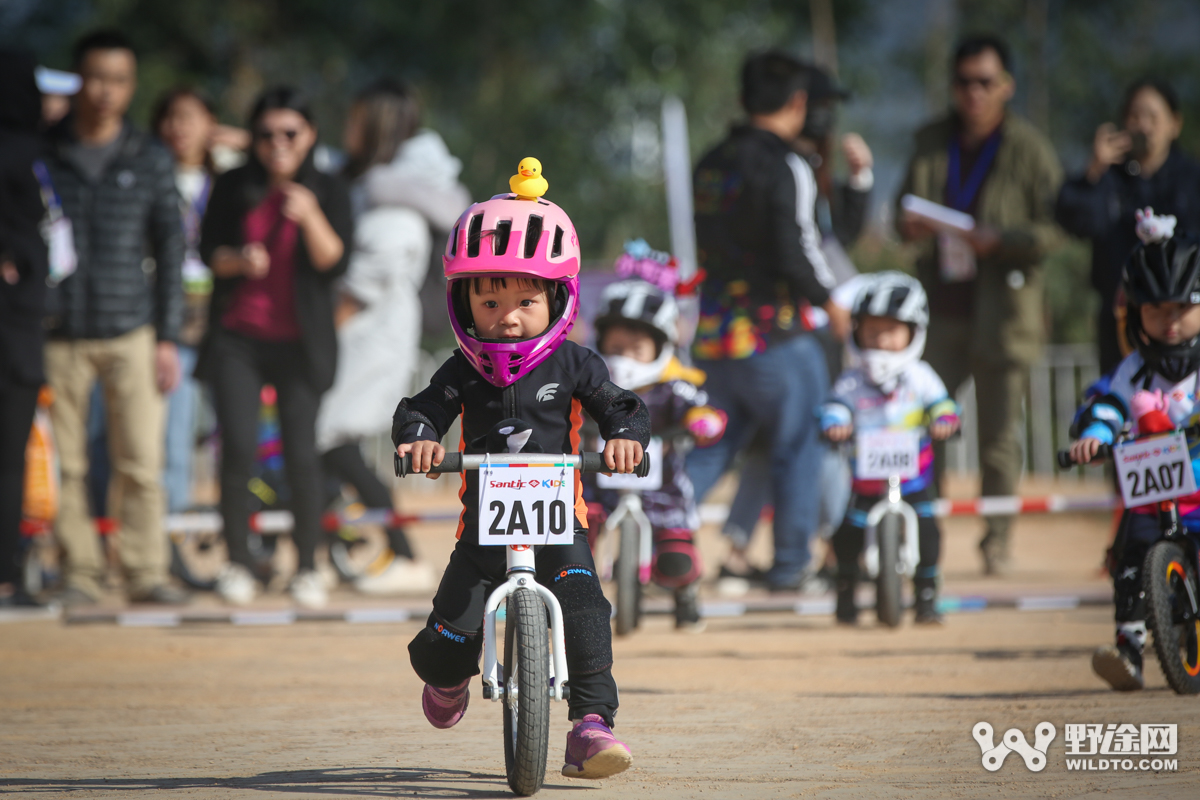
[614,518,642,636]
[875,513,903,628]
[1144,540,1200,695]
[503,588,551,795]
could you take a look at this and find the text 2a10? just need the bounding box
[486,499,570,538]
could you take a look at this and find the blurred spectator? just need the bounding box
[43,30,189,607]
[718,64,871,594]
[198,86,353,609]
[34,66,79,128]
[1056,77,1200,373]
[896,35,1063,575]
[317,79,468,596]
[153,87,219,513]
[0,51,50,606]
[687,51,848,593]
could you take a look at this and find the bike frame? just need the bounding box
[481,544,571,703]
[598,491,653,585]
[862,475,921,580]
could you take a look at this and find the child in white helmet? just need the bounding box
[820,271,960,624]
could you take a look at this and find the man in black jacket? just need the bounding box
[686,52,849,593]
[43,30,187,606]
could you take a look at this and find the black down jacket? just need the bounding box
[44,119,184,343]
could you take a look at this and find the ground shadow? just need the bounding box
[0,767,593,798]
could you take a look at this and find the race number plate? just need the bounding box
[596,437,664,491]
[478,462,575,546]
[856,429,921,480]
[1114,432,1197,507]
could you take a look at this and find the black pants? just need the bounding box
[321,442,413,559]
[0,384,38,587]
[212,331,323,572]
[832,485,941,581]
[1110,512,1173,624]
[408,532,619,725]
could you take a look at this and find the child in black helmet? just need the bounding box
[1069,210,1200,691]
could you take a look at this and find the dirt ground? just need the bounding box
[3,476,1198,799]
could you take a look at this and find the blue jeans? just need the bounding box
[724,444,850,547]
[163,345,199,513]
[687,334,829,586]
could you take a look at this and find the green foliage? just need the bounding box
[1042,239,1097,345]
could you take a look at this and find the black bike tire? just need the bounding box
[1144,541,1200,695]
[615,518,640,636]
[502,589,551,796]
[169,535,219,591]
[876,513,903,628]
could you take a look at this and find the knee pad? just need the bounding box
[408,613,482,688]
[549,565,613,675]
[1113,563,1146,623]
[651,529,701,589]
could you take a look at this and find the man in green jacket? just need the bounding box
[896,35,1063,575]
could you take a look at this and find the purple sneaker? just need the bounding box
[422,679,470,729]
[560,714,632,779]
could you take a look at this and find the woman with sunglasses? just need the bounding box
[198,87,353,608]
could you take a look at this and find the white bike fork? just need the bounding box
[601,492,654,583]
[480,545,571,702]
[862,475,922,579]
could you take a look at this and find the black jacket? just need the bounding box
[392,341,651,543]
[1056,146,1200,305]
[44,119,184,343]
[693,126,834,343]
[197,159,353,393]
[0,51,49,389]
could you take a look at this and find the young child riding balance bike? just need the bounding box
[392,167,650,779]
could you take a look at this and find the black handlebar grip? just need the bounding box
[580,450,652,477]
[394,450,463,477]
[582,452,606,473]
[1057,444,1114,470]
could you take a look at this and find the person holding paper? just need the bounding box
[820,273,960,625]
[1065,218,1200,692]
[894,34,1062,575]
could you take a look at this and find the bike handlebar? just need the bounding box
[394,451,652,479]
[1056,444,1113,470]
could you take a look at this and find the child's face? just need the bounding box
[1141,302,1200,346]
[599,324,658,363]
[857,315,912,352]
[469,278,552,339]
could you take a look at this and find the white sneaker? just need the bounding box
[354,555,439,596]
[290,569,329,609]
[216,563,257,606]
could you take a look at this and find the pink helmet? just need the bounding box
[444,193,581,387]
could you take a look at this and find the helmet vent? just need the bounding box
[524,215,544,259]
[493,219,512,256]
[551,226,564,258]
[449,222,459,256]
[466,213,483,258]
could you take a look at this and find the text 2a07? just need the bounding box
[487,499,570,538]
[1125,460,1188,499]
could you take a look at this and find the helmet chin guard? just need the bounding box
[443,192,582,387]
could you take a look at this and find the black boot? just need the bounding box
[673,583,705,632]
[835,574,858,625]
[913,576,943,624]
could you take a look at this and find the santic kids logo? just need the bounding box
[973,721,1056,772]
[1122,442,1184,465]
